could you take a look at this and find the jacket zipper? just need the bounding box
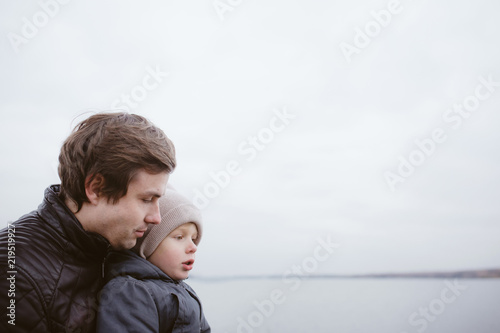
[102,244,111,278]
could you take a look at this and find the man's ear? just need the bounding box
[85,174,105,205]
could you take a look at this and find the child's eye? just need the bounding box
[175,235,183,240]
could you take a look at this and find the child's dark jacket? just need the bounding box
[97,250,210,333]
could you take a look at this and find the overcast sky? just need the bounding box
[1,0,499,276]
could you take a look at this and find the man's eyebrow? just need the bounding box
[141,190,163,197]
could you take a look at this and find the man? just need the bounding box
[0,112,176,332]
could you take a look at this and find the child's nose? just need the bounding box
[188,242,197,253]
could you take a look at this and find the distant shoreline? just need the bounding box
[191,268,500,281]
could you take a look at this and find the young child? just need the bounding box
[97,185,211,333]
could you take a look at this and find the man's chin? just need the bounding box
[110,239,137,251]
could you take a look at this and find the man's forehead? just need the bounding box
[129,169,169,191]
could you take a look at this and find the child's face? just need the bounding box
[148,222,198,280]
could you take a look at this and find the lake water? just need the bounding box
[188,277,500,333]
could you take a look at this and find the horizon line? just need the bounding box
[189,268,500,280]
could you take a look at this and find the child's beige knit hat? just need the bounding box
[133,184,202,259]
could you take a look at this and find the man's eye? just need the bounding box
[143,198,153,203]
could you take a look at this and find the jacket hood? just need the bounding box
[104,249,177,284]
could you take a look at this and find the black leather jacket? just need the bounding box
[0,185,109,332]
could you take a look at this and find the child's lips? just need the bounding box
[182,259,194,270]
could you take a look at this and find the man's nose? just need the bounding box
[146,203,161,225]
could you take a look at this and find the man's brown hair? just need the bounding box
[58,112,176,211]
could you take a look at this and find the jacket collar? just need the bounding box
[104,250,179,284]
[38,185,110,261]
